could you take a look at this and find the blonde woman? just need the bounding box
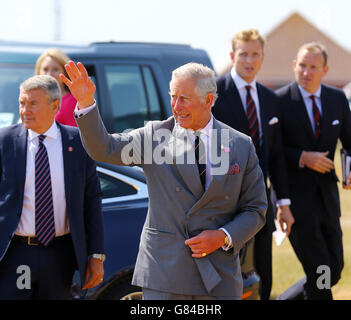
[35,48,77,126]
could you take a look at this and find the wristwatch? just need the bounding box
[224,235,229,246]
[91,253,106,262]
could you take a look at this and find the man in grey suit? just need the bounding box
[61,61,267,300]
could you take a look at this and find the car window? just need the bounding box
[104,65,162,132]
[98,171,137,199]
[142,66,162,120]
[0,64,34,127]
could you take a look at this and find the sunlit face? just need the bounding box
[19,87,59,134]
[230,39,264,83]
[39,56,65,89]
[293,49,329,94]
[169,76,213,131]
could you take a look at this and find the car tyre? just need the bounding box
[98,273,143,300]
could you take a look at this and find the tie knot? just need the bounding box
[38,135,46,143]
[245,85,252,93]
[309,95,316,102]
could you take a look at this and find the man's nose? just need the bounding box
[173,98,182,111]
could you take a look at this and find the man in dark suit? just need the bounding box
[213,29,295,299]
[276,42,351,299]
[0,75,105,299]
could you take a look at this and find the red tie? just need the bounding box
[245,86,260,150]
[310,95,321,139]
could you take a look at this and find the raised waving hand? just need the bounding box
[60,61,96,109]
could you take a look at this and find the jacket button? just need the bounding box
[225,195,230,200]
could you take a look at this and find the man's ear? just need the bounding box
[323,65,329,76]
[230,51,235,62]
[52,99,60,114]
[205,93,214,109]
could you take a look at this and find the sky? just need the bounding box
[0,0,350,71]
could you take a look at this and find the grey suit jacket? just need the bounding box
[76,106,267,297]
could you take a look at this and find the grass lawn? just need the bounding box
[270,142,351,300]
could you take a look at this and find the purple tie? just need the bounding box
[35,135,55,246]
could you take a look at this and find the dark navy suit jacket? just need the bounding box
[213,73,289,232]
[0,122,105,284]
[275,81,351,220]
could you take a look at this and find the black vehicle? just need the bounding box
[0,40,260,299]
[0,40,212,132]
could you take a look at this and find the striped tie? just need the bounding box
[194,133,206,190]
[245,85,260,150]
[35,135,55,246]
[310,95,321,139]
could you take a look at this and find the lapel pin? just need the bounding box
[68,147,73,152]
[221,145,230,153]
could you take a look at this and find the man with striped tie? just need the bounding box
[0,75,105,299]
[276,42,351,299]
[213,29,294,299]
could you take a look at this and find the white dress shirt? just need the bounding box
[182,116,214,191]
[16,121,69,236]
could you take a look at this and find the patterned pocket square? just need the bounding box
[228,163,240,175]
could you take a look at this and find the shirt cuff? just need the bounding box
[74,100,97,118]
[276,199,291,207]
[219,227,233,251]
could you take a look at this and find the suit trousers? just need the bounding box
[142,288,240,300]
[288,188,344,300]
[253,188,274,300]
[0,234,77,300]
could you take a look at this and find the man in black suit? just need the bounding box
[276,42,351,299]
[213,29,294,300]
[0,75,105,299]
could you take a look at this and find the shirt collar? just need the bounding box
[230,68,257,91]
[298,84,322,99]
[28,121,59,142]
[175,115,213,139]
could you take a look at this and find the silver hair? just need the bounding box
[171,62,218,107]
[20,75,62,105]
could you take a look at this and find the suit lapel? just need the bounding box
[256,83,269,152]
[187,119,230,216]
[290,82,316,143]
[58,123,75,217]
[224,73,250,135]
[319,85,331,145]
[170,124,204,199]
[15,125,28,201]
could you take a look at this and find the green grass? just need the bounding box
[270,143,351,300]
